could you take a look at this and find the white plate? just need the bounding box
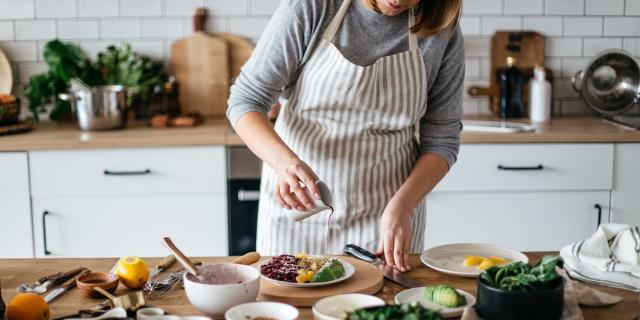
[421,243,528,277]
[394,287,475,318]
[313,294,386,320]
[0,48,12,94]
[225,302,299,320]
[261,258,355,288]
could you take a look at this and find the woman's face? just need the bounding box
[374,0,420,16]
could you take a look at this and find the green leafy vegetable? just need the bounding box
[347,303,443,320]
[480,255,563,292]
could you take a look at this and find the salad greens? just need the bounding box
[347,303,443,320]
[480,255,563,292]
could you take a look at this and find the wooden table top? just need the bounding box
[1,115,640,152]
[1,254,638,319]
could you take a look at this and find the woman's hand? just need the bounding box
[376,200,414,272]
[274,157,321,211]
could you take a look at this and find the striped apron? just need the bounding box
[256,0,428,255]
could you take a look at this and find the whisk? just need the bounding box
[144,261,202,300]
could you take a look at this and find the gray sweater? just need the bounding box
[227,0,464,167]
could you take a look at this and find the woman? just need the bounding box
[227,0,464,272]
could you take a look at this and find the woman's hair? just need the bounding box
[370,0,462,37]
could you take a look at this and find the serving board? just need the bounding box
[257,257,384,307]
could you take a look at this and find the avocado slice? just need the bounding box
[310,259,345,283]
[425,285,466,308]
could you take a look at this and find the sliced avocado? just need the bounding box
[424,285,466,308]
[310,259,345,283]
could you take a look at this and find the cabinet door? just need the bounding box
[611,144,640,226]
[0,152,33,258]
[425,192,610,251]
[32,195,228,258]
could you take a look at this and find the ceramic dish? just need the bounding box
[421,243,528,277]
[0,48,12,94]
[225,302,299,320]
[394,287,476,318]
[261,258,355,288]
[75,272,119,298]
[313,294,385,320]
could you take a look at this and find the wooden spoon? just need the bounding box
[161,237,205,282]
[232,252,261,265]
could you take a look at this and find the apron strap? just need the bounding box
[323,0,353,41]
[408,7,418,50]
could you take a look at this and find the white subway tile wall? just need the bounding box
[0,0,638,116]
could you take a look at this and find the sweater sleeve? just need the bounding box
[418,26,464,168]
[226,0,311,128]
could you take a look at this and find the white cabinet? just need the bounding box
[611,144,640,226]
[0,152,34,258]
[425,191,610,251]
[29,146,228,258]
[32,194,227,258]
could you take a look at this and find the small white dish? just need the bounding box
[137,307,164,319]
[421,243,528,277]
[394,287,476,318]
[313,294,385,320]
[285,180,333,221]
[146,316,179,320]
[225,302,299,320]
[180,317,212,320]
[67,308,127,320]
[261,258,355,288]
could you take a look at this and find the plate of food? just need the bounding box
[420,243,528,277]
[259,254,355,288]
[395,285,475,318]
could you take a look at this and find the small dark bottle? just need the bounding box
[498,56,524,118]
[0,279,5,318]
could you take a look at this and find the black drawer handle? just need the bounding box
[42,211,51,256]
[595,204,602,229]
[497,164,544,171]
[103,169,151,176]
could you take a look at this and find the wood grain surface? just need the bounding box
[0,254,638,319]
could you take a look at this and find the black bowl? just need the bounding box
[475,277,564,320]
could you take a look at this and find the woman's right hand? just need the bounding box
[275,157,321,211]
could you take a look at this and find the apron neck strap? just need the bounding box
[408,7,419,50]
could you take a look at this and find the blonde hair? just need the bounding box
[369,0,462,37]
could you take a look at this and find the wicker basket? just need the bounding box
[0,97,20,126]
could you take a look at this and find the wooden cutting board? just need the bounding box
[170,9,229,117]
[214,32,254,84]
[257,257,384,307]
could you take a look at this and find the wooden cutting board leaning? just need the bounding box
[170,9,254,117]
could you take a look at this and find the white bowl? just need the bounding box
[312,294,386,320]
[225,302,299,320]
[184,264,261,318]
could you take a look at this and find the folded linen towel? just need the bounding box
[560,223,640,292]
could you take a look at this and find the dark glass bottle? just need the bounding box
[498,57,524,118]
[0,278,5,318]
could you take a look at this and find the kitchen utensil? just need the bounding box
[285,180,334,221]
[0,48,12,94]
[44,268,91,303]
[572,49,640,117]
[58,85,128,130]
[345,244,423,288]
[148,255,177,280]
[170,8,229,117]
[394,287,476,318]
[260,258,355,288]
[312,294,385,320]
[76,272,119,298]
[161,237,205,282]
[137,307,165,319]
[144,261,202,300]
[468,31,554,115]
[225,302,299,320]
[64,307,128,320]
[258,256,383,307]
[475,276,564,320]
[94,287,146,311]
[183,264,261,318]
[420,243,528,278]
[18,266,86,294]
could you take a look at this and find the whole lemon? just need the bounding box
[115,256,149,289]
[7,293,49,320]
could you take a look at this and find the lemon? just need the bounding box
[476,258,495,270]
[115,256,149,289]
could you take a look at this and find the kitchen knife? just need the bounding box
[148,254,177,279]
[30,266,87,294]
[44,268,90,303]
[345,244,423,288]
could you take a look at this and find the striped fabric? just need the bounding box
[256,0,428,255]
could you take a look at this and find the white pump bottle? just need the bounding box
[528,66,552,123]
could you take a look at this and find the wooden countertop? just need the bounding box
[1,254,638,319]
[1,116,639,152]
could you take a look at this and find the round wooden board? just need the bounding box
[257,257,384,307]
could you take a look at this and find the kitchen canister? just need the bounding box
[528,66,552,123]
[285,180,333,222]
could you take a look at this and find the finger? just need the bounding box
[274,188,291,210]
[280,182,304,211]
[404,231,412,271]
[288,178,313,209]
[394,235,406,272]
[375,236,384,257]
[384,232,395,269]
[297,169,321,200]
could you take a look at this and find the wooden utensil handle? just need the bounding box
[467,86,496,97]
[156,254,177,271]
[161,237,199,275]
[94,286,116,300]
[232,252,261,265]
[194,8,207,32]
[48,266,86,284]
[62,268,90,289]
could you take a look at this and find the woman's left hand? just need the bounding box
[375,200,414,272]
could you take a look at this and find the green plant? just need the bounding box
[480,255,563,292]
[348,303,443,320]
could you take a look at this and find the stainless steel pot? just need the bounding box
[572,49,640,116]
[58,85,128,130]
